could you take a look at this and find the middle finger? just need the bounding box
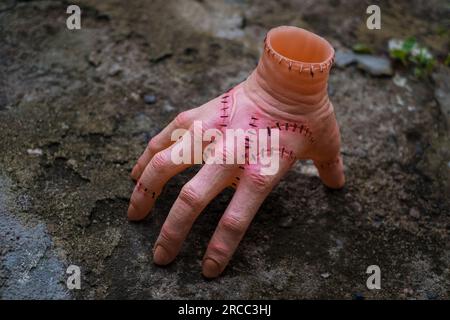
[153,161,238,265]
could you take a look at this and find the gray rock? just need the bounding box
[334,50,393,76]
[355,55,393,76]
[108,63,122,76]
[334,50,357,68]
[88,51,101,67]
[143,94,157,105]
[432,66,450,124]
[0,175,71,299]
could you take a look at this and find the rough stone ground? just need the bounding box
[0,0,449,299]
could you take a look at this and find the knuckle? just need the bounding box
[246,172,273,192]
[220,214,247,236]
[158,225,180,245]
[179,183,204,210]
[149,151,169,171]
[147,138,160,154]
[174,111,190,127]
[207,242,231,261]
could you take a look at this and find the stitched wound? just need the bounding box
[273,146,296,161]
[218,89,233,130]
[269,120,314,144]
[137,181,156,198]
[263,34,334,74]
[249,115,259,128]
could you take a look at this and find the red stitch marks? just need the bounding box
[136,181,156,199]
[279,146,295,161]
[263,36,335,75]
[231,175,240,188]
[229,146,296,188]
[269,120,315,143]
[262,146,296,162]
[249,112,314,143]
[230,167,244,189]
[218,88,234,130]
[249,116,259,128]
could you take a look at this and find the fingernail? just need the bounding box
[130,165,139,180]
[153,245,171,265]
[202,258,221,278]
[127,203,140,221]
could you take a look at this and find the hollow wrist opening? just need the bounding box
[264,26,335,74]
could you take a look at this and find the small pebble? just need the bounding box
[27,148,43,156]
[395,95,404,106]
[320,272,330,279]
[130,92,140,102]
[88,51,101,67]
[393,74,408,88]
[403,288,414,295]
[353,292,365,300]
[409,207,420,219]
[274,282,284,292]
[426,291,438,300]
[143,94,157,105]
[351,202,362,213]
[108,63,122,76]
[279,216,293,228]
[67,159,77,167]
[163,102,175,112]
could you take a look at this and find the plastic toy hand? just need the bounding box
[128,26,345,278]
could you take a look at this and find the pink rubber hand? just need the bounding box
[128,26,345,278]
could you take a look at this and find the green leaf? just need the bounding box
[352,43,372,54]
[390,49,408,64]
[402,37,416,53]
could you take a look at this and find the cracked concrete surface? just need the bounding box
[0,0,449,299]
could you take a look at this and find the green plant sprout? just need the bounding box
[352,43,373,54]
[388,37,436,78]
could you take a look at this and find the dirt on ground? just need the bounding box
[0,0,449,299]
